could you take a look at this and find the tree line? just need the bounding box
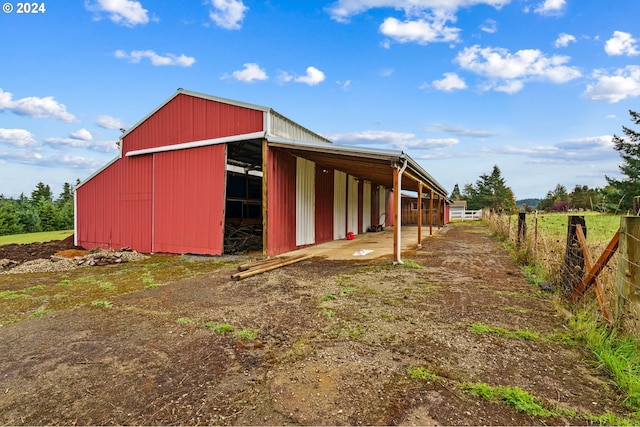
[450,109,640,214]
[0,181,78,236]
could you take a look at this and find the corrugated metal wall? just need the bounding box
[153,145,226,254]
[267,149,297,256]
[333,171,347,240]
[77,156,153,252]
[347,175,359,235]
[269,111,329,144]
[362,181,371,232]
[124,94,264,154]
[315,167,334,244]
[296,157,315,246]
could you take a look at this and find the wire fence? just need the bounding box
[484,211,640,334]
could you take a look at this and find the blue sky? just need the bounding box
[1,0,639,200]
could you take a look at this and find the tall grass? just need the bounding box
[484,212,640,416]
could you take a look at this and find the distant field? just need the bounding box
[0,230,73,246]
[527,212,620,244]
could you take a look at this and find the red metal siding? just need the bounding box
[315,166,334,244]
[123,94,264,155]
[267,149,297,256]
[77,156,153,252]
[153,145,226,255]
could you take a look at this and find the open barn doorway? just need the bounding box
[224,138,264,254]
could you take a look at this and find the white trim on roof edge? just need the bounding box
[125,131,267,157]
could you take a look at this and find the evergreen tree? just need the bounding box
[606,109,640,211]
[31,182,52,203]
[449,183,461,200]
[0,199,23,235]
[461,165,516,213]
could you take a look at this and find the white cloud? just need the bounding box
[114,50,196,67]
[0,128,37,147]
[70,128,93,141]
[327,130,459,150]
[555,33,576,48]
[428,124,495,138]
[96,114,125,130]
[480,19,497,34]
[279,66,326,86]
[226,63,268,83]
[584,65,640,103]
[533,0,566,15]
[0,88,76,122]
[455,45,581,93]
[498,135,615,162]
[45,136,119,153]
[295,66,326,86]
[326,0,510,23]
[379,11,461,45]
[87,0,150,27]
[431,72,467,91]
[605,31,639,56]
[208,0,247,30]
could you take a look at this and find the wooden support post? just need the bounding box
[634,196,640,216]
[517,212,527,249]
[572,229,619,299]
[417,183,423,248]
[261,139,269,257]
[616,216,640,332]
[574,224,613,324]
[393,166,399,263]
[429,189,434,236]
[562,216,586,297]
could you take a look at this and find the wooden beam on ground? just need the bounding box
[232,254,312,280]
[237,256,285,272]
[573,224,613,324]
[572,228,620,300]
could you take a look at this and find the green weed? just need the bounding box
[407,366,438,381]
[91,300,113,308]
[29,309,51,318]
[463,382,552,417]
[99,282,116,291]
[177,317,193,324]
[234,328,258,340]
[321,294,337,301]
[401,259,422,269]
[204,322,234,334]
[0,290,29,300]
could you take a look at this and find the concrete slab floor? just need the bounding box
[283,225,449,261]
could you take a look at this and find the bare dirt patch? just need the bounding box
[0,222,633,425]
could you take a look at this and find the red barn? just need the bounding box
[75,89,449,259]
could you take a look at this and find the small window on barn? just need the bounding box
[410,202,418,211]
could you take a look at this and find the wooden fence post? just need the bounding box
[517,212,527,249]
[616,216,640,333]
[562,216,586,297]
[633,196,640,215]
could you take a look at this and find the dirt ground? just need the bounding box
[0,222,633,425]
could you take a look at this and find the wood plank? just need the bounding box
[574,224,613,324]
[232,254,313,280]
[572,229,620,300]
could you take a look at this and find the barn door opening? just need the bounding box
[224,138,264,254]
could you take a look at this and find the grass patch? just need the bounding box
[0,290,30,300]
[468,322,540,341]
[234,328,258,340]
[177,317,193,324]
[401,259,422,269]
[407,366,438,381]
[570,310,640,410]
[91,300,113,308]
[204,322,234,334]
[463,382,552,417]
[0,230,73,245]
[29,309,51,317]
